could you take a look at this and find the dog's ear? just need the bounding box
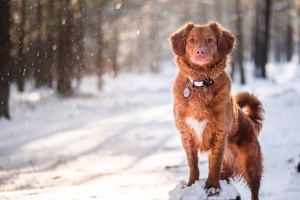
[209,22,235,57]
[169,22,194,56]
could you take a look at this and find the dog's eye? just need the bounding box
[207,38,213,43]
[190,39,195,43]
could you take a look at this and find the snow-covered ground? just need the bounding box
[0,62,300,200]
[169,179,240,200]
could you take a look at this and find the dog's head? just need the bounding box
[169,22,235,67]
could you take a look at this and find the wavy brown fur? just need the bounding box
[235,92,264,135]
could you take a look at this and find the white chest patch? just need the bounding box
[185,117,207,140]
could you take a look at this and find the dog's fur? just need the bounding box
[169,22,264,200]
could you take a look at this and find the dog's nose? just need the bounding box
[196,48,206,55]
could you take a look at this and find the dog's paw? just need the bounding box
[205,187,221,196]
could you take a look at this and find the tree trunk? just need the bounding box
[286,3,293,62]
[235,0,245,84]
[74,0,85,89]
[136,15,147,72]
[109,6,121,77]
[0,0,11,119]
[96,2,104,90]
[110,17,120,76]
[149,23,160,73]
[274,14,281,62]
[148,2,160,73]
[230,62,235,81]
[16,0,26,92]
[36,0,51,87]
[262,0,271,78]
[254,0,271,78]
[111,30,119,76]
[253,0,260,75]
[45,0,55,88]
[35,0,43,87]
[57,0,73,96]
[286,22,293,61]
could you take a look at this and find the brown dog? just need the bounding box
[169,22,264,200]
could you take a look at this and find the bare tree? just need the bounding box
[254,0,272,78]
[110,7,121,77]
[35,0,53,87]
[45,0,56,88]
[0,0,11,119]
[233,0,245,84]
[16,0,26,92]
[96,0,109,90]
[35,0,47,87]
[73,0,86,88]
[286,1,293,61]
[299,3,300,63]
[57,0,73,96]
[146,2,161,73]
[3,0,300,110]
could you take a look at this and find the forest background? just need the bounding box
[1,0,300,118]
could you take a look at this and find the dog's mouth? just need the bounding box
[192,56,210,65]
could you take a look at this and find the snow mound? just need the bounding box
[169,179,240,200]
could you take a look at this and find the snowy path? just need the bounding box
[1,65,300,199]
[0,104,183,200]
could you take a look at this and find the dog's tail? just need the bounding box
[235,92,264,136]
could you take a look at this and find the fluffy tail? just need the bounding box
[235,92,264,135]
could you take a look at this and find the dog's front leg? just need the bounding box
[205,129,226,195]
[180,130,199,186]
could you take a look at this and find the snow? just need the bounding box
[169,179,239,200]
[0,62,300,199]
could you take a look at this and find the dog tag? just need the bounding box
[183,87,190,97]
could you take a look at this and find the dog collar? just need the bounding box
[183,77,214,97]
[189,77,214,87]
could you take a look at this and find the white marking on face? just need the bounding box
[185,117,206,141]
